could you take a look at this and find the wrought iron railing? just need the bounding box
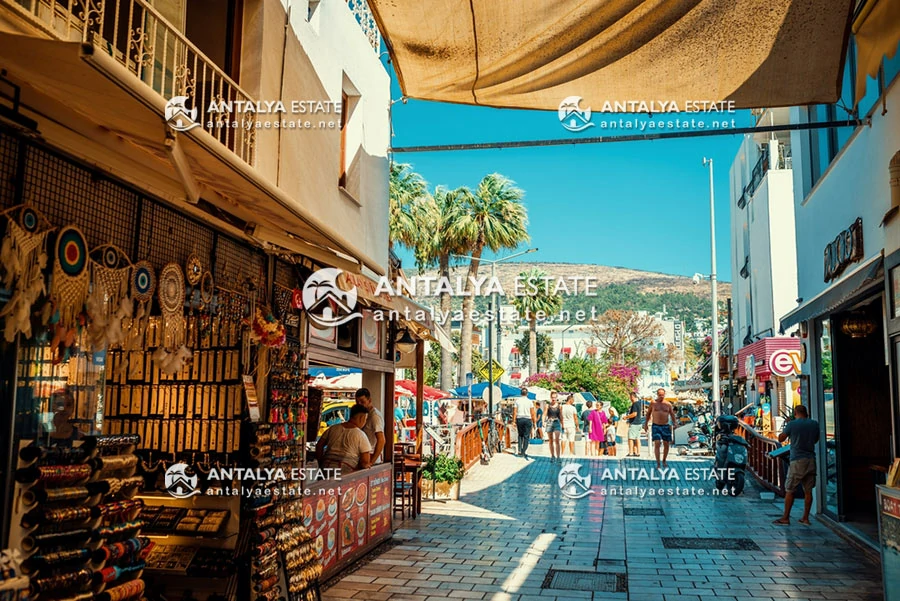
[4,0,256,167]
[346,0,380,52]
[738,422,786,496]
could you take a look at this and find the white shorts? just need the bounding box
[563,427,577,442]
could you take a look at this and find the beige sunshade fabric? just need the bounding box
[370,0,854,111]
[853,0,900,106]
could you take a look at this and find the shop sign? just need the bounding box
[769,349,801,377]
[824,218,863,282]
[673,321,683,349]
[745,354,756,379]
[337,271,393,306]
[291,288,303,309]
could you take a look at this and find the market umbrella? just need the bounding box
[451,381,523,399]
[395,379,451,401]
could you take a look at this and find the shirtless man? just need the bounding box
[643,388,677,469]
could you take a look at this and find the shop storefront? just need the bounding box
[736,337,803,435]
[783,247,893,543]
[0,124,429,599]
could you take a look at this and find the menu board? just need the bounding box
[303,486,339,572]
[878,486,900,601]
[339,478,370,560]
[368,468,392,542]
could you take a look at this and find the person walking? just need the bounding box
[586,403,607,457]
[512,387,537,459]
[561,395,579,457]
[535,403,544,440]
[643,388,676,469]
[581,400,595,456]
[625,392,648,457]
[546,392,563,462]
[774,405,820,525]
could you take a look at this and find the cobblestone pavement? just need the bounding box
[322,440,884,601]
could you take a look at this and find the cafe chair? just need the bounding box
[393,444,418,519]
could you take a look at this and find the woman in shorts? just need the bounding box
[546,392,562,462]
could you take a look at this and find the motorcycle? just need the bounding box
[713,415,750,495]
[686,411,714,451]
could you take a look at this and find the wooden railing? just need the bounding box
[455,418,508,470]
[4,0,257,167]
[739,422,786,496]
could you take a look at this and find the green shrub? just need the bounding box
[423,453,466,483]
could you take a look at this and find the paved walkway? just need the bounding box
[322,441,884,601]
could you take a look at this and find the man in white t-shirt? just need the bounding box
[355,388,385,463]
[561,396,579,456]
[315,404,373,473]
[512,388,537,459]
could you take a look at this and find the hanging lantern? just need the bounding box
[841,311,876,338]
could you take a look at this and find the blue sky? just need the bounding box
[385,66,751,282]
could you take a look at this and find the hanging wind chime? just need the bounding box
[0,205,53,342]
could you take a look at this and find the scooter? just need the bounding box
[713,415,750,495]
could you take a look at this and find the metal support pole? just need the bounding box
[488,298,494,418]
[727,298,735,412]
[493,262,501,376]
[704,158,720,417]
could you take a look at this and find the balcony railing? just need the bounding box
[346,0,380,52]
[738,422,786,496]
[4,0,256,167]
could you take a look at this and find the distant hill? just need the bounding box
[408,262,731,334]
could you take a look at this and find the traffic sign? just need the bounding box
[478,359,504,383]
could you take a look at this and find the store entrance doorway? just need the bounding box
[829,296,892,541]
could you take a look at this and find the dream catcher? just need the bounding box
[86,243,133,350]
[184,253,215,346]
[0,205,53,342]
[153,263,192,377]
[128,261,156,350]
[50,225,91,332]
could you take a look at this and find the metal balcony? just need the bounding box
[4,0,257,167]
[346,0,380,52]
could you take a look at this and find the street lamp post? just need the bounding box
[702,157,720,416]
[452,248,538,417]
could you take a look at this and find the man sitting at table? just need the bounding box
[315,405,373,473]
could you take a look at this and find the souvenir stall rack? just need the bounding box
[0,128,322,601]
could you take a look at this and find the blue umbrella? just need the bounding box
[451,382,523,398]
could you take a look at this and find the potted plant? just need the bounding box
[422,453,465,500]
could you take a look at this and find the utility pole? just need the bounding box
[703,157,720,416]
[727,297,735,412]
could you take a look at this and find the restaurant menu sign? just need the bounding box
[339,478,369,560]
[368,469,392,542]
[303,486,339,572]
[878,486,900,601]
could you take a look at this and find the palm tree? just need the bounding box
[389,162,429,265]
[448,174,529,386]
[510,268,562,377]
[417,186,470,389]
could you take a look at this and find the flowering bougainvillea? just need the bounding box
[523,372,564,391]
[609,364,640,389]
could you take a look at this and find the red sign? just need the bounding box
[368,470,392,541]
[291,288,303,309]
[769,349,801,377]
[339,479,369,560]
[303,487,339,572]
[883,493,900,519]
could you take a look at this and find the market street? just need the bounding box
[323,447,884,601]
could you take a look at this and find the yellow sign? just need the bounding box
[478,359,504,383]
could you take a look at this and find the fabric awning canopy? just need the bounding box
[853,0,900,105]
[780,253,883,332]
[370,0,854,111]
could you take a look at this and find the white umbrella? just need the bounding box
[528,386,553,401]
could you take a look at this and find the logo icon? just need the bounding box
[302,268,361,327]
[558,463,594,499]
[165,462,200,498]
[165,96,200,132]
[558,96,595,132]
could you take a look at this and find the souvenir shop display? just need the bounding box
[9,434,147,601]
[0,204,52,343]
[0,549,29,600]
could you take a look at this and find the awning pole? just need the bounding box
[391,119,865,153]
